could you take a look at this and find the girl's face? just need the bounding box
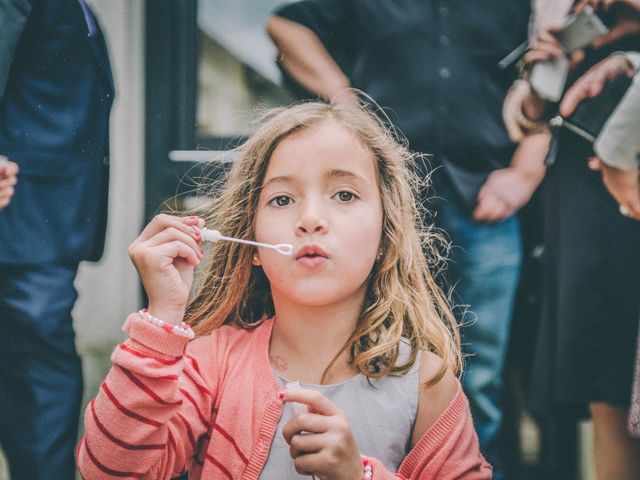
[254,119,383,309]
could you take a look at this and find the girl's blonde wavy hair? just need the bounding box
[185,101,461,385]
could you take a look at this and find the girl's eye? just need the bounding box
[269,195,292,207]
[334,191,356,202]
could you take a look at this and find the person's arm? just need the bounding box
[0,0,31,98]
[472,133,549,223]
[78,215,213,478]
[77,314,215,479]
[266,15,357,104]
[481,20,562,223]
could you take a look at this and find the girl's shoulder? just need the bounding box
[410,351,460,446]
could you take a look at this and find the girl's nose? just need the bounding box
[295,200,328,235]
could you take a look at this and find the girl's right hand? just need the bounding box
[281,389,363,480]
[128,214,205,325]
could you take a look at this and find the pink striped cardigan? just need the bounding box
[77,314,491,479]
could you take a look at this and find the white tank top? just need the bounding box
[259,341,421,478]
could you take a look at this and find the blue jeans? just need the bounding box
[435,195,522,461]
[0,262,82,480]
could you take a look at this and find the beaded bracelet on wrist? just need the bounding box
[361,456,372,479]
[138,308,195,340]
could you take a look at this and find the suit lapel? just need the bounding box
[77,0,114,98]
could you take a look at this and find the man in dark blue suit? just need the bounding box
[0,0,114,478]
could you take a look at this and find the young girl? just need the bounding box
[77,102,490,479]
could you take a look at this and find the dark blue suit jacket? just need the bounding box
[0,0,114,264]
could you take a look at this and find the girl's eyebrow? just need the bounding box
[326,169,368,184]
[262,175,293,188]
[262,169,369,188]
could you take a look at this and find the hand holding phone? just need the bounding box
[530,7,609,101]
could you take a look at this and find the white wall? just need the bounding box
[73,0,146,349]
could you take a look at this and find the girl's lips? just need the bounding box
[295,245,329,268]
[296,255,328,268]
[295,244,328,260]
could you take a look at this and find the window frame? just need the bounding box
[145,0,240,220]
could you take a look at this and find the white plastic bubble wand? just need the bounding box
[199,228,293,256]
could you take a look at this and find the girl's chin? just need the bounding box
[282,295,345,307]
[272,286,366,309]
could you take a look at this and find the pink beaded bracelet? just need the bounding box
[362,456,372,479]
[138,309,195,340]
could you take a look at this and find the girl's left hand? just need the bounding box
[281,389,363,480]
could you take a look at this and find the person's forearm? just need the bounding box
[77,314,210,479]
[267,15,351,101]
[510,132,550,180]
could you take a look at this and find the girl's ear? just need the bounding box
[252,252,262,266]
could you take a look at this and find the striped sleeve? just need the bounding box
[77,314,216,479]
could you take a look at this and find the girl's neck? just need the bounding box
[269,296,363,385]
